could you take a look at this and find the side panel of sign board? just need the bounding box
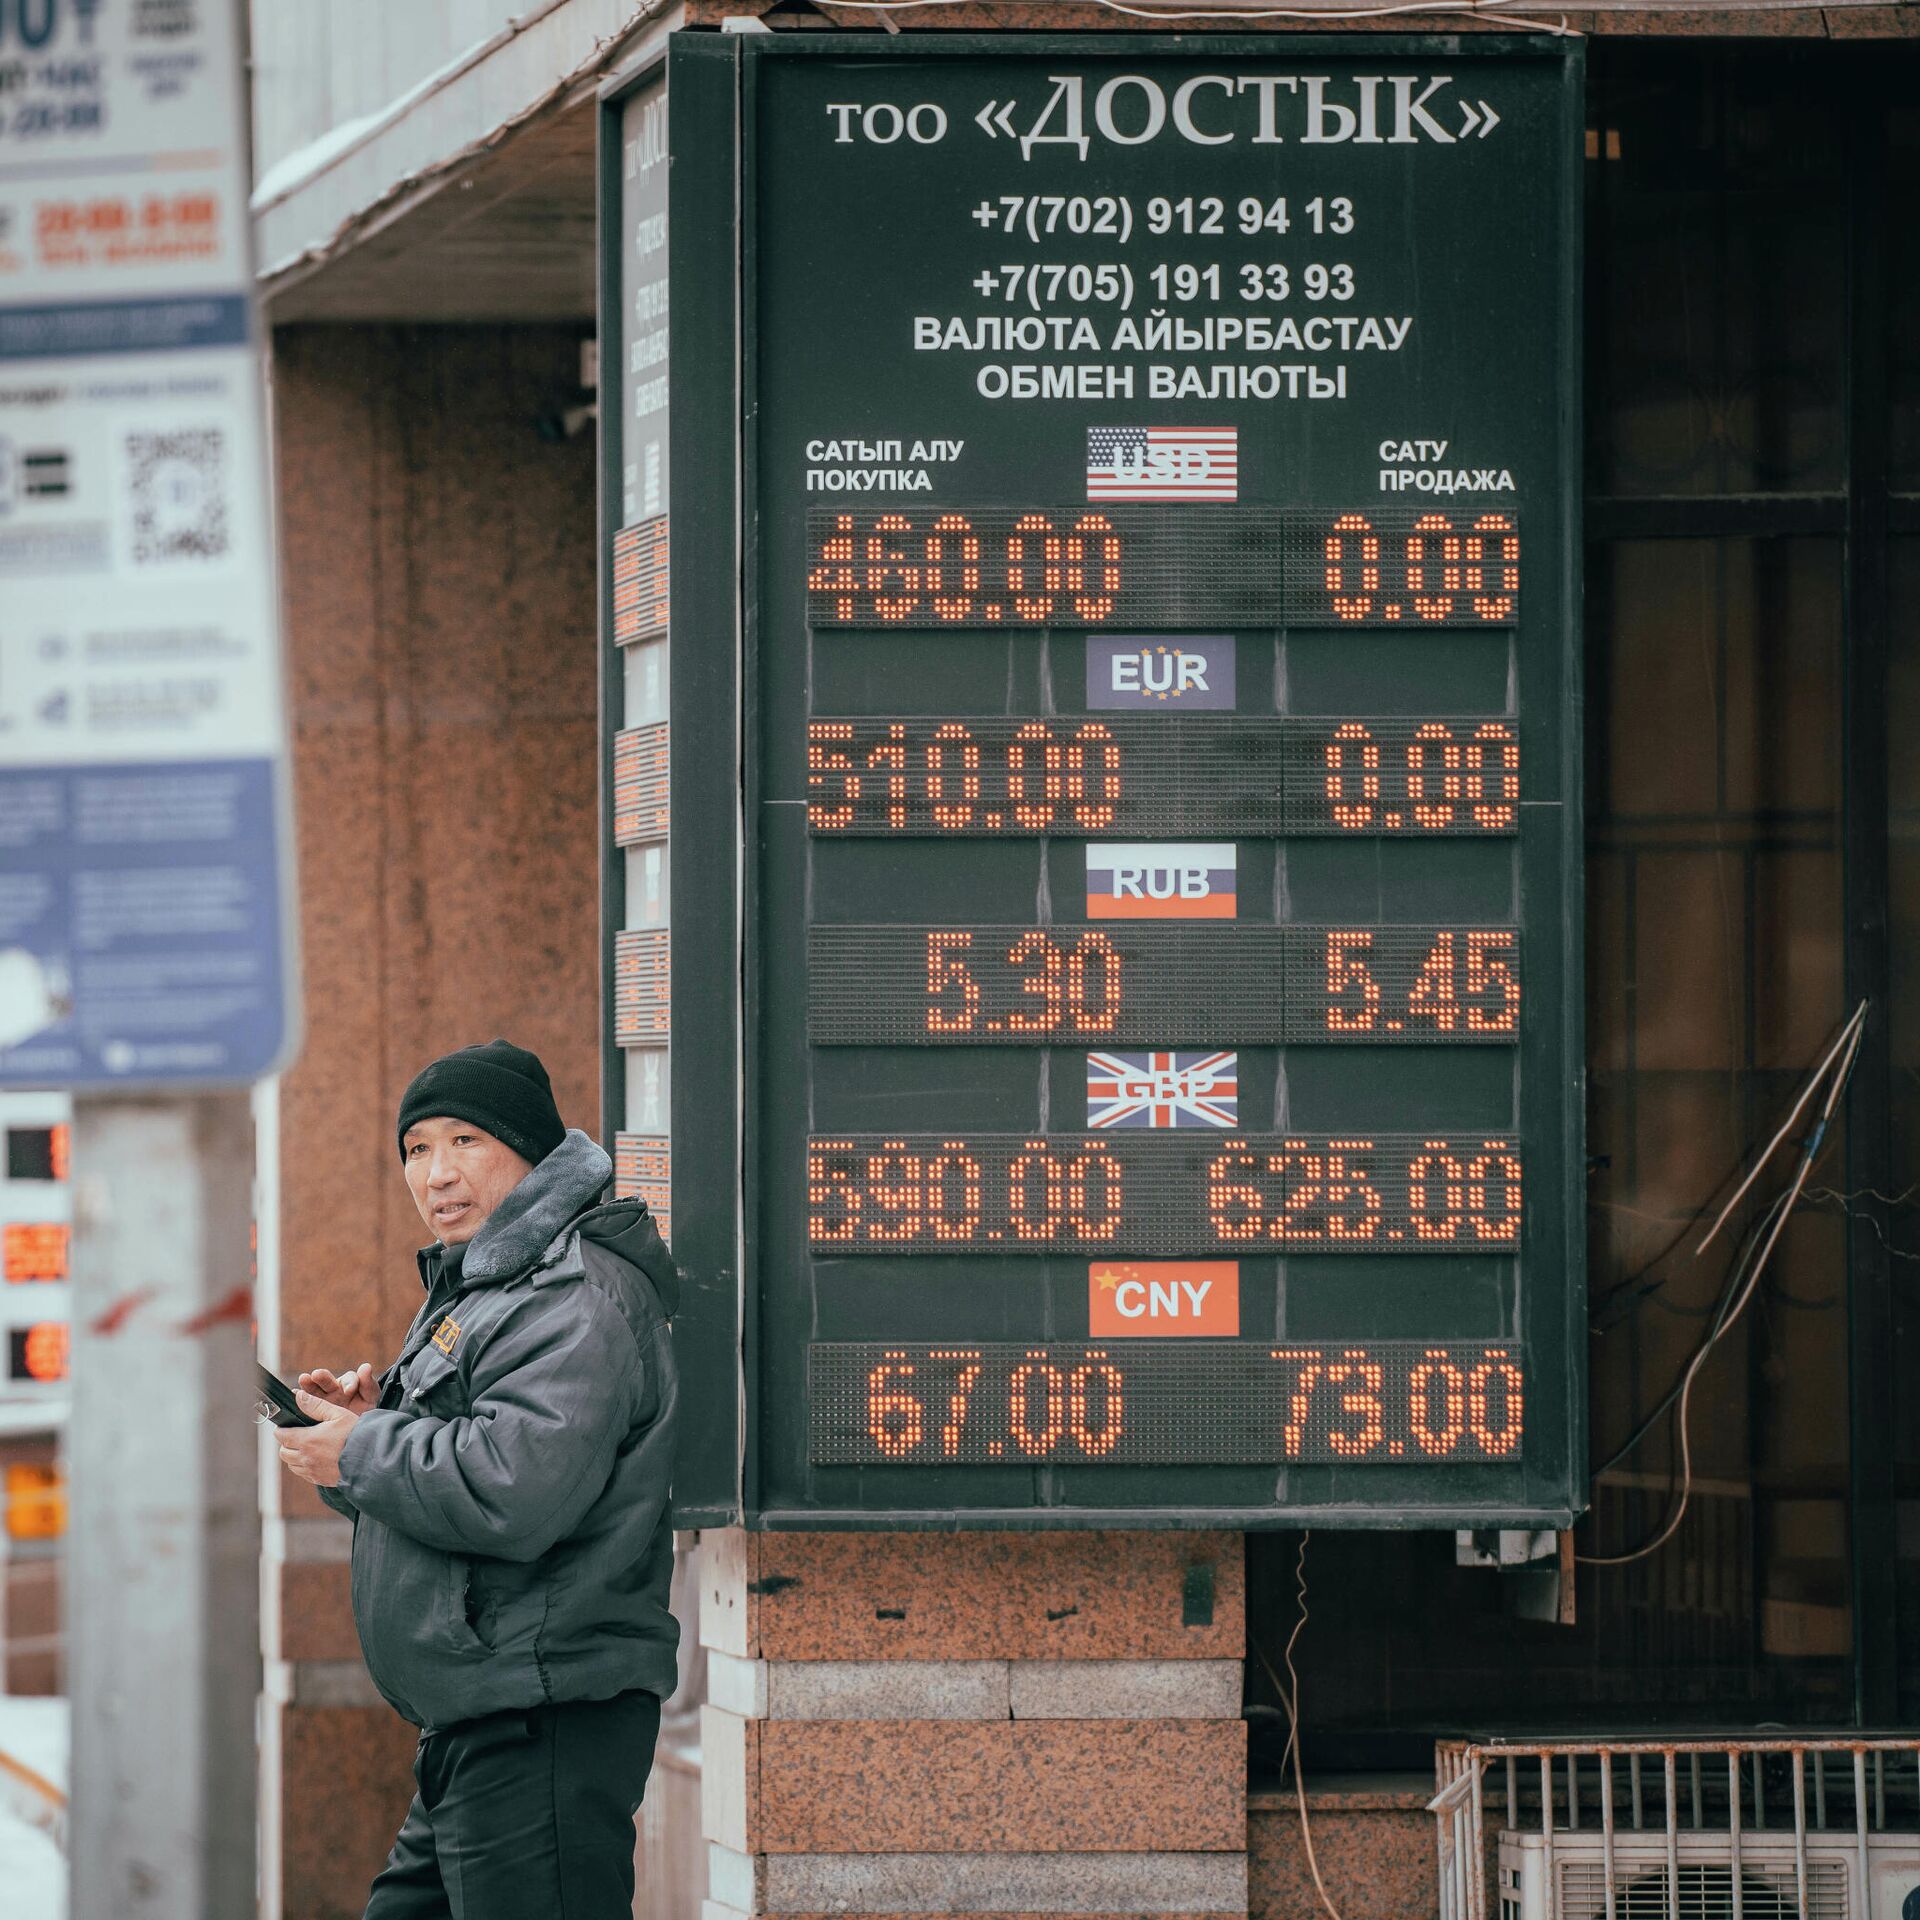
[602,41,744,1525]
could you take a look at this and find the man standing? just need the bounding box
[278,1039,679,1920]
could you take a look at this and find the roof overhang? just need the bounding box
[256,1,679,325]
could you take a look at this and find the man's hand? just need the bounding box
[297,1362,379,1412]
[278,1391,359,1489]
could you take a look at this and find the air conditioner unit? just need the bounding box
[1497,1829,1920,1920]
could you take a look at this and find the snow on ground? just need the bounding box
[0,1696,67,1920]
[0,1803,64,1920]
[0,1696,65,1785]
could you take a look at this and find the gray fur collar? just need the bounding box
[460,1129,612,1284]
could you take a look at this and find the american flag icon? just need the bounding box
[1087,1051,1240,1129]
[1087,426,1238,501]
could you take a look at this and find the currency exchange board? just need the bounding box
[662,34,1584,1525]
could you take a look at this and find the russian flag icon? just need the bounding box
[1086,843,1238,919]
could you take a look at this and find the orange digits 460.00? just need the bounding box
[808,509,1122,625]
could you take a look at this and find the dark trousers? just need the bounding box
[364,1690,662,1920]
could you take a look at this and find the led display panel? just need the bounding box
[5,1126,66,1181]
[7,1323,68,1384]
[808,926,1521,1045]
[806,716,1521,837]
[810,1341,1525,1466]
[4,1463,66,1542]
[805,504,1519,628]
[2,1223,67,1284]
[661,34,1584,1527]
[807,1132,1523,1254]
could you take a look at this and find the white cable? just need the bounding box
[1098,0,1571,26]
[1583,1012,1867,1568]
[1252,1535,1346,1920]
[816,0,1574,27]
[1696,1000,1867,1253]
[806,0,1880,24]
[1055,0,1566,25]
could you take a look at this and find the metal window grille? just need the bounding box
[1434,1738,1920,1920]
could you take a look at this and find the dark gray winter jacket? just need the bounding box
[321,1131,680,1731]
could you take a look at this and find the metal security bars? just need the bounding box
[1432,1737,1920,1920]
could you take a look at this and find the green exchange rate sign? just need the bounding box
[655,33,1584,1527]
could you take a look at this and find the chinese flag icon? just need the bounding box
[1089,1262,1239,1337]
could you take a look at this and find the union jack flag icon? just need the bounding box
[1086,1051,1239,1129]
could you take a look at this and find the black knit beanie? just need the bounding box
[395,1039,566,1166]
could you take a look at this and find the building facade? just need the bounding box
[0,1095,70,1702]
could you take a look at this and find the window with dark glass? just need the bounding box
[5,1128,62,1183]
[1250,44,1916,1760]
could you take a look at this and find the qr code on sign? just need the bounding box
[125,428,228,564]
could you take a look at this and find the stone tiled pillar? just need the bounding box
[1248,1777,1439,1920]
[267,321,602,1920]
[697,1530,1248,1920]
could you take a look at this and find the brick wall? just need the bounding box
[697,1530,1248,1920]
[0,1433,62,1697]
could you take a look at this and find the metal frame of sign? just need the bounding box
[620,30,1584,1529]
[600,41,745,1526]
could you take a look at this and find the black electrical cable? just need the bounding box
[1581,1018,1865,1567]
[1589,1186,1793,1482]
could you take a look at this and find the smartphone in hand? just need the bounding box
[256,1362,319,1428]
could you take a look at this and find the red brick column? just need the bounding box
[268,321,601,1920]
[697,1530,1247,1920]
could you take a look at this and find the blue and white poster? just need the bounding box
[0,0,295,1087]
